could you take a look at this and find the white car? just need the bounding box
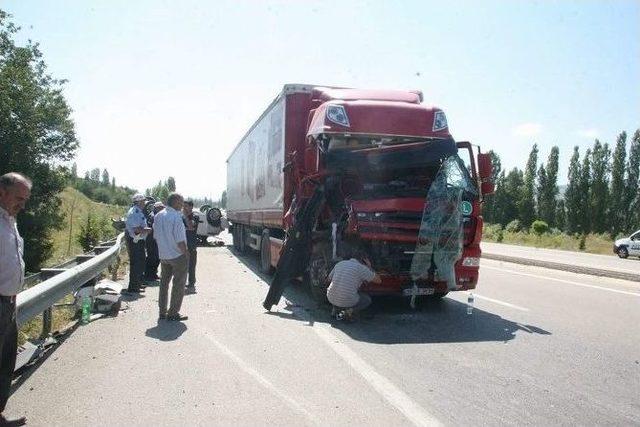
[192,206,228,245]
[613,230,640,259]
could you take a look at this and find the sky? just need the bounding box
[3,0,639,200]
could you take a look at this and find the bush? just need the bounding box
[531,220,549,236]
[505,219,522,233]
[579,233,587,250]
[77,213,102,252]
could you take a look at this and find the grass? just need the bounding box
[19,187,128,345]
[47,187,126,266]
[483,223,615,255]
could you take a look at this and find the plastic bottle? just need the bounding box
[467,292,474,315]
[81,296,91,324]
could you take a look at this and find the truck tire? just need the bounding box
[425,291,449,300]
[237,225,247,254]
[232,225,241,251]
[617,246,629,259]
[306,254,329,303]
[200,204,211,213]
[260,230,274,274]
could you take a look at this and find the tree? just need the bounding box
[589,140,611,233]
[519,144,538,227]
[219,190,227,209]
[77,213,101,252]
[578,149,592,234]
[608,132,627,237]
[0,10,78,270]
[166,176,176,192]
[70,162,77,178]
[494,168,524,226]
[536,146,559,226]
[625,129,640,232]
[89,167,100,182]
[564,147,582,234]
[111,177,116,189]
[101,168,110,186]
[555,199,566,231]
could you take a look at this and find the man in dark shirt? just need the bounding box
[143,201,164,282]
[182,201,198,294]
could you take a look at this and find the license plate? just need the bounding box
[402,287,435,296]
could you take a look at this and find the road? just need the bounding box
[482,241,639,276]
[7,237,640,426]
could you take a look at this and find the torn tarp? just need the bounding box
[410,155,476,289]
[263,185,325,310]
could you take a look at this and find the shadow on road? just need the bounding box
[229,246,552,345]
[145,322,187,341]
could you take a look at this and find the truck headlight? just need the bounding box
[327,105,350,127]
[432,110,448,131]
[462,257,480,267]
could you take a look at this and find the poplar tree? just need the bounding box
[564,147,582,234]
[578,149,592,233]
[482,150,502,223]
[536,147,559,226]
[625,129,640,232]
[589,140,611,234]
[519,144,538,227]
[556,199,566,231]
[608,132,627,236]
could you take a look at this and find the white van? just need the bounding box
[613,230,640,259]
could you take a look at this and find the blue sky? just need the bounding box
[3,0,639,199]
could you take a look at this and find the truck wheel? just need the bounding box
[617,246,629,259]
[307,255,329,303]
[260,230,274,274]
[425,291,449,300]
[237,225,247,254]
[232,226,241,251]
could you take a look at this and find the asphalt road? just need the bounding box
[7,239,640,426]
[482,241,639,276]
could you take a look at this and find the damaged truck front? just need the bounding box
[225,85,494,310]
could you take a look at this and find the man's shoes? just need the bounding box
[185,286,196,295]
[126,288,144,294]
[0,414,27,426]
[167,314,188,321]
[139,283,147,289]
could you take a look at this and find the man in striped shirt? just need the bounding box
[326,250,381,320]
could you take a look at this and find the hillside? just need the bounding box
[47,187,126,266]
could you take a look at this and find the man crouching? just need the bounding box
[326,249,381,321]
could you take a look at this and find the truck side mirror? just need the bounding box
[477,153,495,195]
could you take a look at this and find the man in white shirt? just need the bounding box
[153,193,189,321]
[0,172,30,426]
[326,249,381,321]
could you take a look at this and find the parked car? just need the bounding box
[613,230,640,259]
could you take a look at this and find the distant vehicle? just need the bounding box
[191,205,228,245]
[613,230,640,259]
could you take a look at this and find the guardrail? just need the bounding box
[16,233,125,333]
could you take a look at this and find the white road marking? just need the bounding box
[482,264,640,297]
[472,294,530,311]
[200,332,320,425]
[313,325,442,427]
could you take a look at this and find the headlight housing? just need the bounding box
[327,105,350,127]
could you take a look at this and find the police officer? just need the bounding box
[125,194,151,293]
[143,201,164,282]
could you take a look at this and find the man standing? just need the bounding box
[143,201,164,282]
[182,200,198,294]
[125,194,150,294]
[0,172,31,426]
[153,193,189,321]
[326,249,381,321]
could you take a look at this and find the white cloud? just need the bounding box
[577,129,599,139]
[512,122,542,137]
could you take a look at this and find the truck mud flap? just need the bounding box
[263,185,325,310]
[410,155,475,290]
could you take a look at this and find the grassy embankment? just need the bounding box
[482,223,615,255]
[19,187,128,345]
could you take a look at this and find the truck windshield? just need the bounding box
[410,155,475,289]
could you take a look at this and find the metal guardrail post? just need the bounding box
[41,308,52,339]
